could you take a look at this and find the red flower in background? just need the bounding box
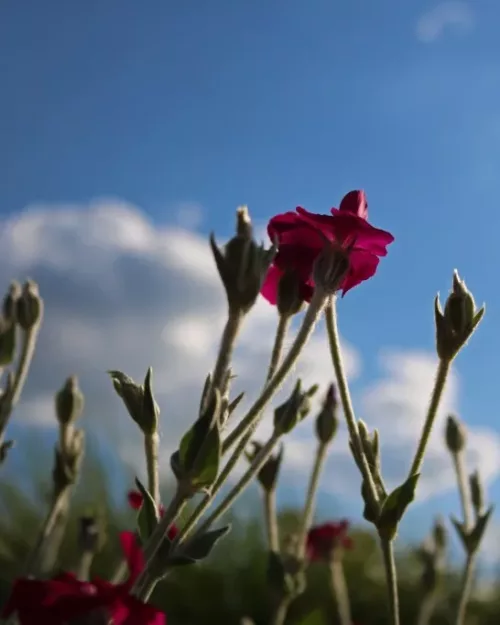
[261,190,394,304]
[127,490,179,541]
[306,521,353,562]
[2,532,165,625]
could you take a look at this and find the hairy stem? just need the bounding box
[381,538,400,625]
[324,298,379,514]
[266,315,290,382]
[330,557,352,625]
[408,358,451,478]
[296,442,328,560]
[144,432,160,506]
[264,490,279,553]
[452,450,473,530]
[455,554,476,625]
[211,310,243,394]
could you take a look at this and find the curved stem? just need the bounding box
[296,442,328,559]
[264,490,279,553]
[381,538,400,625]
[416,591,437,625]
[330,557,352,625]
[144,432,160,506]
[324,299,379,514]
[455,554,476,625]
[408,358,451,478]
[270,596,291,625]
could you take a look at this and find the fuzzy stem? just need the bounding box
[452,451,473,530]
[324,298,379,514]
[264,490,280,553]
[296,442,328,560]
[266,315,291,382]
[455,554,476,625]
[330,557,352,625]
[211,311,243,394]
[381,538,400,625]
[144,432,160,506]
[408,358,451,478]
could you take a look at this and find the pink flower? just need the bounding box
[306,521,353,562]
[127,490,179,542]
[261,190,394,303]
[2,532,165,625]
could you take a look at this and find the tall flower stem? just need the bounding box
[211,310,244,394]
[324,298,379,513]
[408,358,451,478]
[452,450,473,530]
[172,291,325,550]
[264,490,279,552]
[330,556,352,625]
[144,432,160,505]
[0,325,40,443]
[455,554,476,625]
[381,539,400,625]
[296,442,328,559]
[270,596,292,625]
[266,315,291,382]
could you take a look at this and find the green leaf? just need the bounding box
[377,473,420,540]
[452,506,494,554]
[266,550,294,597]
[182,524,231,561]
[134,477,159,542]
[141,367,159,435]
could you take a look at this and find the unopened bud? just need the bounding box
[109,368,159,435]
[2,282,21,322]
[16,280,43,330]
[246,441,283,492]
[445,415,466,454]
[273,380,314,435]
[312,241,351,295]
[52,429,85,493]
[469,471,484,517]
[277,269,305,317]
[55,376,84,427]
[315,384,338,444]
[210,207,276,315]
[435,271,484,361]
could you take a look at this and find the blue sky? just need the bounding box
[1,1,500,558]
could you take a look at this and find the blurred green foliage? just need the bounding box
[1,451,500,625]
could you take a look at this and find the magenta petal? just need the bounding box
[268,211,304,240]
[127,490,143,511]
[338,190,368,219]
[261,265,282,305]
[341,250,379,295]
[119,531,145,585]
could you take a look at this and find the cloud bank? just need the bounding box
[416,2,474,43]
[0,198,499,513]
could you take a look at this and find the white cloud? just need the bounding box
[416,2,475,43]
[1,198,499,515]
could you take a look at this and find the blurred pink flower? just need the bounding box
[261,190,394,303]
[127,489,178,541]
[306,520,353,562]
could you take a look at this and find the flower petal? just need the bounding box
[119,531,145,586]
[341,250,379,295]
[127,490,143,511]
[260,264,283,305]
[338,190,368,219]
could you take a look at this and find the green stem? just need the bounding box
[296,442,328,560]
[22,486,70,576]
[452,451,473,530]
[172,292,324,550]
[223,289,326,454]
[416,591,437,625]
[329,557,352,625]
[324,298,379,514]
[144,432,160,506]
[455,554,476,625]
[211,310,243,394]
[381,538,400,625]
[0,325,40,441]
[408,358,451,478]
[76,550,95,581]
[264,490,279,553]
[266,315,290,382]
[196,432,281,535]
[270,596,291,625]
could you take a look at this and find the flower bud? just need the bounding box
[273,381,317,436]
[469,470,484,517]
[435,271,484,361]
[2,282,21,322]
[315,384,338,445]
[210,206,276,315]
[109,368,159,435]
[16,280,43,331]
[445,414,466,454]
[277,269,305,317]
[55,376,84,427]
[312,241,351,295]
[52,429,85,493]
[246,441,283,493]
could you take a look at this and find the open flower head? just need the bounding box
[2,532,165,625]
[261,190,394,305]
[306,520,353,562]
